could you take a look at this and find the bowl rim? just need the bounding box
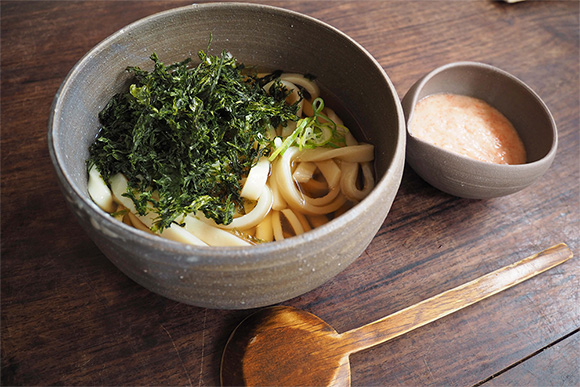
[48,2,406,267]
[404,61,558,170]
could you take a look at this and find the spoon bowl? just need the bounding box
[221,306,351,386]
[221,243,572,386]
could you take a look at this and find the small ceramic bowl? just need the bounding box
[48,3,406,309]
[402,61,557,199]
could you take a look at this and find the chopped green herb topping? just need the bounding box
[88,50,298,230]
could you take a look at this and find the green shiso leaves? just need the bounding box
[88,50,298,231]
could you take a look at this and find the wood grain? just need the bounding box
[485,332,580,386]
[340,243,573,354]
[221,244,572,386]
[2,1,578,386]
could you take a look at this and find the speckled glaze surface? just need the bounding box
[402,61,557,199]
[47,3,406,309]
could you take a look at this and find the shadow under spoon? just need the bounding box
[220,243,573,386]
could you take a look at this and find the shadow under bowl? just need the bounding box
[402,61,557,199]
[47,3,406,309]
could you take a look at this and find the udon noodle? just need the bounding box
[88,73,375,246]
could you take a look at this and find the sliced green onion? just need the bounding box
[269,97,346,161]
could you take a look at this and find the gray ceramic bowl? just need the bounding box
[48,3,405,309]
[402,61,557,199]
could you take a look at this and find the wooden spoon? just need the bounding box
[221,243,573,386]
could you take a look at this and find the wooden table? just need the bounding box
[2,1,578,385]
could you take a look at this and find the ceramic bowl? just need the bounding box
[48,3,406,309]
[402,61,557,199]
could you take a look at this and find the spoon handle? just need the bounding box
[339,243,573,355]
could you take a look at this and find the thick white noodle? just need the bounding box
[272,211,284,241]
[280,120,297,138]
[217,185,273,230]
[292,162,317,183]
[316,160,341,188]
[88,164,116,212]
[160,223,210,246]
[281,209,305,235]
[323,107,343,125]
[271,208,310,241]
[269,173,288,211]
[297,144,374,163]
[293,210,312,232]
[126,211,154,234]
[182,215,250,246]
[110,174,251,246]
[273,147,347,215]
[240,156,270,201]
[340,161,375,202]
[255,212,274,242]
[110,173,208,246]
[303,160,341,206]
[279,73,321,100]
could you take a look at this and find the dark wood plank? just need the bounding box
[485,331,580,386]
[2,1,578,386]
